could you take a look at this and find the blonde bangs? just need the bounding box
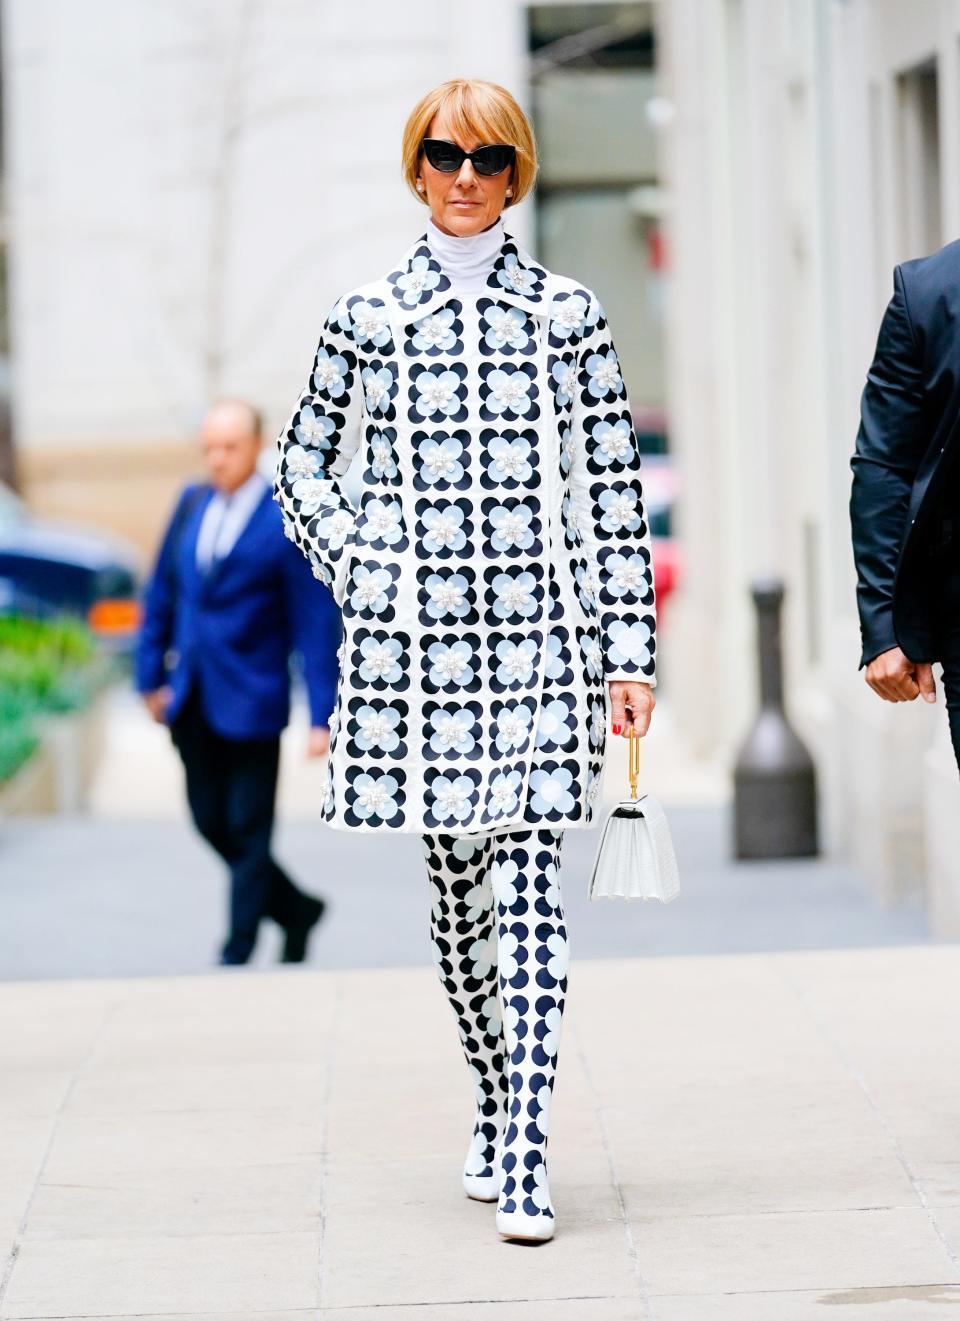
[401,79,538,208]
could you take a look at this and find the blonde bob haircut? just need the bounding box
[401,79,538,209]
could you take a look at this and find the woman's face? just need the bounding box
[418,110,514,237]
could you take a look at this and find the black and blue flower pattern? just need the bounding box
[423,767,483,828]
[405,303,464,357]
[596,544,655,607]
[486,245,547,303]
[489,699,537,759]
[353,491,408,553]
[332,295,394,353]
[547,353,577,412]
[481,497,542,559]
[411,429,472,492]
[546,289,592,346]
[587,694,606,751]
[344,764,406,826]
[478,428,539,490]
[311,345,354,401]
[477,300,536,356]
[408,362,469,423]
[579,413,636,473]
[482,564,544,627]
[573,557,598,615]
[341,559,401,622]
[576,625,605,688]
[578,344,625,403]
[421,827,568,1222]
[488,632,542,692]
[593,479,647,540]
[533,694,578,753]
[365,424,400,485]
[361,361,398,421]
[388,242,451,311]
[274,231,656,835]
[351,629,411,692]
[417,566,479,625]
[415,497,474,560]
[543,629,575,686]
[602,612,656,679]
[478,363,540,422]
[344,696,409,759]
[421,632,483,695]
[292,400,340,453]
[422,700,484,761]
[480,766,526,826]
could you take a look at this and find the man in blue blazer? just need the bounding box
[136,399,342,963]
[851,239,960,770]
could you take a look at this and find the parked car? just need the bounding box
[0,482,141,650]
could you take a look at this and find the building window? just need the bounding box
[895,57,941,258]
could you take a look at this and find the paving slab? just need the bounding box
[1,947,959,1319]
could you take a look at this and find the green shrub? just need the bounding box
[0,722,39,785]
[0,614,110,785]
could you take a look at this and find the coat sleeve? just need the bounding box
[849,264,930,669]
[273,298,364,605]
[565,293,657,685]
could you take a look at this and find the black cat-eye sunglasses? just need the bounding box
[420,137,516,178]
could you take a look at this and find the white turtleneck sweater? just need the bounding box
[426,215,505,295]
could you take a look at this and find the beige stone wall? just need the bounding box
[17,440,203,563]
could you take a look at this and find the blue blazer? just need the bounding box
[850,238,960,669]
[135,481,342,739]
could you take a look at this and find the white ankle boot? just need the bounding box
[496,1205,555,1242]
[496,1153,556,1241]
[462,1118,502,1202]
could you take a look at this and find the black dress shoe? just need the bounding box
[281,895,327,963]
[218,947,252,967]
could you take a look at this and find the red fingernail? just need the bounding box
[612,723,622,734]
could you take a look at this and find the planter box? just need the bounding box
[0,687,109,817]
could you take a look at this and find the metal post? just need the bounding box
[733,578,818,858]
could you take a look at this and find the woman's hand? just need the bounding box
[608,681,655,738]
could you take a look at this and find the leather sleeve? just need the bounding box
[849,265,931,668]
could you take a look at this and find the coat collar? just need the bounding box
[382,225,551,332]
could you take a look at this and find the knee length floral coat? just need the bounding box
[274,226,657,835]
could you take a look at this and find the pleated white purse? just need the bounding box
[587,727,680,902]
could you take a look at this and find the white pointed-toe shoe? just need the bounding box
[463,1167,499,1201]
[496,1206,555,1242]
[462,1125,502,1202]
[496,1158,556,1241]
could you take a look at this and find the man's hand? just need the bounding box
[865,647,936,704]
[307,726,330,758]
[143,686,173,724]
[608,681,655,737]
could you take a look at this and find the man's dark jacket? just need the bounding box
[136,480,342,738]
[851,238,960,669]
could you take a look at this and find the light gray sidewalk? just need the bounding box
[3,945,960,1319]
[2,682,930,981]
[0,808,930,980]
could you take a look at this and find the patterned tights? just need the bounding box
[420,827,568,1223]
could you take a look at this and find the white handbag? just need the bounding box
[587,727,680,902]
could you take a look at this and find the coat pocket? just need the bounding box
[331,510,363,608]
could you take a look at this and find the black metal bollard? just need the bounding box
[733,578,818,858]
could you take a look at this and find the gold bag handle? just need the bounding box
[628,725,641,800]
